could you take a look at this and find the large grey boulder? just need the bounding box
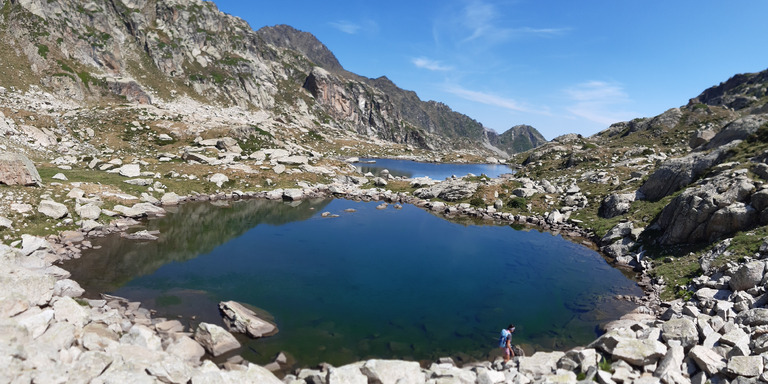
[166,335,205,364]
[601,222,636,244]
[611,338,667,366]
[726,355,763,377]
[216,137,242,153]
[160,192,181,206]
[518,351,565,377]
[414,179,479,202]
[0,152,42,186]
[146,355,193,384]
[638,149,728,201]
[661,318,699,350]
[53,296,90,328]
[328,362,367,384]
[209,173,229,188]
[735,308,768,326]
[68,351,114,383]
[705,114,768,149]
[653,342,685,381]
[360,359,426,384]
[38,200,69,219]
[219,301,277,338]
[75,203,102,220]
[655,175,756,245]
[118,164,141,178]
[194,322,241,357]
[689,345,726,376]
[598,193,636,218]
[729,261,766,291]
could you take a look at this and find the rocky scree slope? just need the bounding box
[509,67,768,298]
[0,0,543,156]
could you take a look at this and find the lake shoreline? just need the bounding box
[0,173,668,381]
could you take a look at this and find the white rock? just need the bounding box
[283,189,304,201]
[209,173,229,188]
[75,203,102,220]
[167,335,205,364]
[273,164,286,174]
[726,355,763,377]
[689,345,726,376]
[328,362,367,384]
[11,203,33,213]
[160,192,181,205]
[52,173,68,180]
[194,322,240,357]
[120,324,163,351]
[16,307,55,339]
[147,355,193,384]
[360,359,426,384]
[611,337,667,366]
[118,164,141,178]
[519,351,565,377]
[69,351,113,383]
[20,234,52,255]
[53,296,90,328]
[38,199,69,219]
[53,279,85,298]
[219,301,277,338]
[0,216,12,228]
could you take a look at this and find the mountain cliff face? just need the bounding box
[0,0,544,156]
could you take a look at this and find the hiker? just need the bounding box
[499,324,516,363]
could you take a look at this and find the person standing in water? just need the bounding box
[499,324,516,363]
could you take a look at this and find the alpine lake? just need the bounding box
[63,160,641,368]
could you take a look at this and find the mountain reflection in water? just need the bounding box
[65,198,640,367]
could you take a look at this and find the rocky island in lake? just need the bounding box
[1,0,768,383]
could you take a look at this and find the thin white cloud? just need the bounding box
[445,85,528,112]
[564,81,636,126]
[329,21,362,34]
[413,57,453,71]
[457,0,568,44]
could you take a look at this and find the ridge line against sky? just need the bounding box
[212,0,768,140]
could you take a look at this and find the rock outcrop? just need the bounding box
[655,173,756,245]
[0,152,42,186]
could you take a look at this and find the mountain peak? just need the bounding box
[256,24,344,72]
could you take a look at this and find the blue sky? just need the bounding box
[212,0,768,140]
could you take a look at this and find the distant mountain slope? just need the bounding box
[489,125,548,154]
[0,0,539,156]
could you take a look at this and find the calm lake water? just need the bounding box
[354,158,514,180]
[65,199,640,367]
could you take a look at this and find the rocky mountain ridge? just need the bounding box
[0,0,544,157]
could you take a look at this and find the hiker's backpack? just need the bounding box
[498,329,510,348]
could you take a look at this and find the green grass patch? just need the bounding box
[38,166,149,197]
[37,44,49,59]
